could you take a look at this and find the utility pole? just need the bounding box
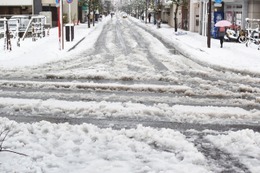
[88,0,91,28]
[145,0,148,24]
[207,0,211,48]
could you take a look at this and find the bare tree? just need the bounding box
[0,125,28,157]
[172,0,188,32]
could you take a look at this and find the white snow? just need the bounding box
[206,129,260,173]
[0,118,210,173]
[0,14,260,172]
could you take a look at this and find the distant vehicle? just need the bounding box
[122,12,127,18]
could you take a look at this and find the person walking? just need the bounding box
[148,13,151,23]
[218,27,226,48]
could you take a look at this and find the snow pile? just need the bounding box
[206,129,260,173]
[132,17,260,75]
[0,17,110,68]
[0,118,210,173]
[0,97,259,124]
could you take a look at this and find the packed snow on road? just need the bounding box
[0,14,260,172]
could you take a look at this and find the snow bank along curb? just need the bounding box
[130,18,260,77]
[67,16,111,53]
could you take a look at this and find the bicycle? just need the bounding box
[245,28,260,49]
[243,18,260,50]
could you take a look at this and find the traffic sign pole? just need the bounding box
[66,0,73,24]
[56,0,61,50]
[60,0,64,50]
[69,3,71,24]
[58,6,60,49]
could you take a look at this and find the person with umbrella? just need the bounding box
[218,27,226,48]
[215,20,232,48]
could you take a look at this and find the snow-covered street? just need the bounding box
[0,14,260,172]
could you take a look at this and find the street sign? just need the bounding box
[66,0,73,3]
[56,0,60,7]
[215,0,222,3]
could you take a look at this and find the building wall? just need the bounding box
[248,0,260,19]
[0,0,32,6]
[0,0,78,26]
[0,0,42,15]
[189,0,260,34]
[42,0,56,5]
[168,6,174,27]
[168,3,184,29]
[189,0,201,33]
[34,0,43,14]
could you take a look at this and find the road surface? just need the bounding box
[0,15,260,172]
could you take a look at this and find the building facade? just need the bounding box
[161,0,189,30]
[160,0,260,35]
[0,0,42,16]
[0,0,79,26]
[189,0,260,36]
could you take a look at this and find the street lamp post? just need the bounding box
[207,0,211,48]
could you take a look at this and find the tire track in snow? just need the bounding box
[0,79,259,111]
[185,132,251,173]
[131,17,260,78]
[123,19,260,108]
[121,19,169,72]
[0,17,258,173]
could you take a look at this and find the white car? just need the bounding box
[122,13,127,18]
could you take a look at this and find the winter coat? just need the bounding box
[218,27,226,37]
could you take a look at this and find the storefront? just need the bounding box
[224,1,247,29]
[212,2,224,38]
[210,0,247,37]
[189,0,249,36]
[248,0,260,19]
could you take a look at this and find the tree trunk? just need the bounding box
[174,4,179,32]
[93,0,95,27]
[88,0,91,28]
